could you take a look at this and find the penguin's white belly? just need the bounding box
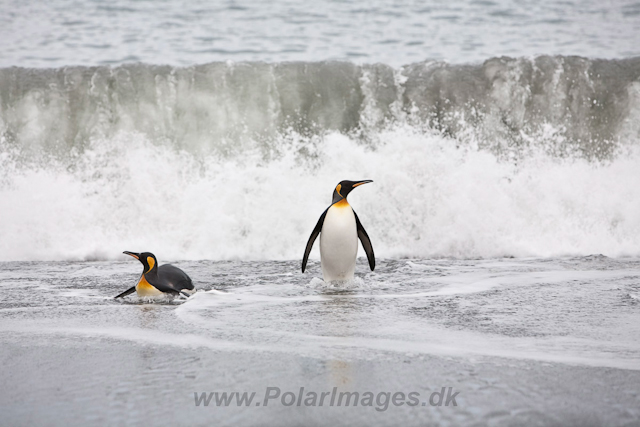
[320,204,358,281]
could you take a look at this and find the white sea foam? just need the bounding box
[1,126,639,261]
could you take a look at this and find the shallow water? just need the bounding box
[1,256,639,425]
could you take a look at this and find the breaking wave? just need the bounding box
[1,56,639,261]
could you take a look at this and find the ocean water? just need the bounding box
[1,0,640,425]
[1,0,639,67]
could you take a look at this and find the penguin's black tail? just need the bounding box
[179,290,194,299]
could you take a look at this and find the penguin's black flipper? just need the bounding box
[354,210,375,271]
[114,286,136,299]
[302,207,329,273]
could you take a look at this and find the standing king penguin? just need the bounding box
[302,180,375,281]
[114,251,194,299]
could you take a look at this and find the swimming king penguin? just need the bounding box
[114,251,195,299]
[302,180,375,282]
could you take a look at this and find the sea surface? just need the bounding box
[1,0,639,67]
[1,256,639,425]
[1,0,640,425]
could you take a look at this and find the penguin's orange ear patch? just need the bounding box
[336,184,342,197]
[146,256,155,273]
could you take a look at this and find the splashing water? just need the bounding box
[1,58,640,261]
[1,124,640,261]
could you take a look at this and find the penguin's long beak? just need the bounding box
[352,180,373,188]
[123,251,140,260]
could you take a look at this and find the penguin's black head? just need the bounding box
[123,251,158,274]
[332,180,373,204]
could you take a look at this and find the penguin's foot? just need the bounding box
[306,276,366,291]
